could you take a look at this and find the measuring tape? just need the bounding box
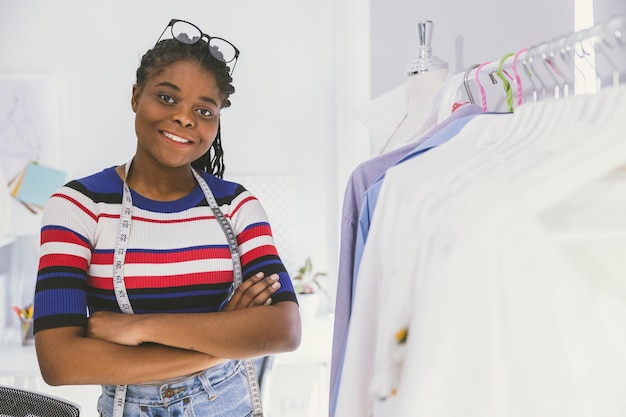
[111,160,264,417]
[192,168,264,416]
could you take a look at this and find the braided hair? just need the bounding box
[135,38,235,178]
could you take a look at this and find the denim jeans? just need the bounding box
[97,360,253,417]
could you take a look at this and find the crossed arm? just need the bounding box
[35,272,301,386]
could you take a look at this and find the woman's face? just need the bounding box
[131,60,222,170]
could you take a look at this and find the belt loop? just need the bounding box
[199,368,217,401]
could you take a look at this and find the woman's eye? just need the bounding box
[159,94,175,104]
[197,108,214,117]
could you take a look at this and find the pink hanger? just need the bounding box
[512,48,528,106]
[475,61,492,111]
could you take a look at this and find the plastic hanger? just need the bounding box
[495,52,516,112]
[523,44,549,101]
[560,31,588,94]
[543,40,572,98]
[591,23,623,88]
[512,48,528,106]
[474,61,493,111]
[534,41,563,99]
[520,50,540,102]
[608,14,626,82]
[574,39,599,93]
[612,15,625,49]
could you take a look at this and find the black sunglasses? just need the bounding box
[156,19,240,76]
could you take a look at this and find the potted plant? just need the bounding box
[292,257,328,319]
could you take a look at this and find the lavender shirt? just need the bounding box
[330,104,483,416]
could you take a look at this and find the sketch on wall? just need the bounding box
[0,75,60,178]
[0,75,61,236]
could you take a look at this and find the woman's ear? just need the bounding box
[131,84,140,113]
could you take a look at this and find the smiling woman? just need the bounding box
[129,60,223,196]
[0,1,357,415]
[32,19,301,417]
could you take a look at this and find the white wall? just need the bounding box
[369,0,626,100]
[370,0,577,98]
[595,0,626,22]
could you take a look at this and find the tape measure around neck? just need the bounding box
[111,160,263,417]
[191,168,264,417]
[112,161,135,315]
[191,168,243,288]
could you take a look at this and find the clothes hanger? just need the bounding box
[612,15,625,49]
[535,41,563,99]
[592,36,618,89]
[559,31,589,95]
[608,14,626,84]
[512,48,529,106]
[589,15,626,87]
[574,39,599,93]
[519,49,540,102]
[463,63,481,104]
[544,40,572,98]
[495,52,516,112]
[523,44,549,101]
[474,61,493,111]
[590,21,626,89]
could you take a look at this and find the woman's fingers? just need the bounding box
[223,272,281,310]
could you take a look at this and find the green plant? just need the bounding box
[292,257,328,295]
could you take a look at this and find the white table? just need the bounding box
[268,314,333,417]
[0,326,102,415]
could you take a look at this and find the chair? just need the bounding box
[0,385,80,417]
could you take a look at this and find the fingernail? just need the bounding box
[265,298,272,305]
[271,282,281,289]
[256,272,264,278]
[269,274,279,281]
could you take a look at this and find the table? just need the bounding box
[0,326,105,415]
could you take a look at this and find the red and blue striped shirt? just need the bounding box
[34,166,296,333]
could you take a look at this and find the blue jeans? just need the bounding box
[97,360,253,417]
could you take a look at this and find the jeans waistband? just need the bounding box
[101,360,242,407]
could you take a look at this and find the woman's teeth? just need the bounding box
[163,132,190,143]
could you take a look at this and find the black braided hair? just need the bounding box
[135,37,235,178]
[191,124,225,178]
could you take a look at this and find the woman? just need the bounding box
[33,18,301,416]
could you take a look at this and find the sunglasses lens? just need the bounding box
[171,21,202,44]
[208,38,237,63]
[163,20,238,72]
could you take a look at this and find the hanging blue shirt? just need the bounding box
[352,113,483,285]
[329,108,486,417]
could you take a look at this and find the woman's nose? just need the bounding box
[173,108,194,128]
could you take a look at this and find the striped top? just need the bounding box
[33,166,297,333]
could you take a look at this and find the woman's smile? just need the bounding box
[161,130,193,145]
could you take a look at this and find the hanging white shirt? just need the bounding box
[334,112,511,417]
[366,84,626,417]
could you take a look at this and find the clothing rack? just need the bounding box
[441,13,626,117]
[334,12,626,417]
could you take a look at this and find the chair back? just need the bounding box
[0,385,80,417]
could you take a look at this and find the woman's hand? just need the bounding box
[222,272,281,311]
[86,272,281,346]
[87,311,146,346]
